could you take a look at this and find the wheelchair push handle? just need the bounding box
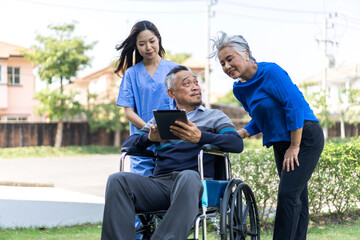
[121,147,155,158]
[120,147,156,172]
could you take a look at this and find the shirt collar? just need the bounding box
[174,104,205,112]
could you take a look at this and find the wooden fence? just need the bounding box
[0,122,129,148]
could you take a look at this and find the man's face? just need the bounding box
[169,70,202,109]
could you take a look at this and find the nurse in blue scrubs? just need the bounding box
[115,20,178,176]
[211,32,324,240]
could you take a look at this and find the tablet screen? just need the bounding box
[153,110,188,140]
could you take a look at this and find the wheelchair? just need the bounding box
[120,144,260,240]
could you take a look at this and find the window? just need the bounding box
[7,116,28,122]
[7,67,20,85]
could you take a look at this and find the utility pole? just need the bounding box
[204,0,217,109]
[317,13,338,139]
[321,17,329,139]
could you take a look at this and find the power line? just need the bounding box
[221,0,329,15]
[338,13,360,24]
[217,10,316,24]
[15,0,205,14]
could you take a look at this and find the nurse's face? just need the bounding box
[218,46,248,80]
[136,30,160,61]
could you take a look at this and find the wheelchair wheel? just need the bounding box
[137,214,157,239]
[220,178,260,240]
[137,213,164,239]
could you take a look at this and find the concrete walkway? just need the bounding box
[0,154,122,197]
[0,154,123,228]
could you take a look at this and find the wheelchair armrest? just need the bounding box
[198,144,230,180]
[201,144,227,156]
[121,147,155,158]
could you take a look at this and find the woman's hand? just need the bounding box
[283,145,300,172]
[170,120,201,143]
[238,128,250,139]
[283,127,303,172]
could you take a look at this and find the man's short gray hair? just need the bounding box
[165,65,192,90]
[209,31,256,63]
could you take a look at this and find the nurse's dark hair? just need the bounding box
[114,20,166,75]
[165,65,191,90]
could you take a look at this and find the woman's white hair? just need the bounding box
[209,31,256,63]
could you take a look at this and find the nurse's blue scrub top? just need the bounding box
[117,59,178,135]
[117,59,178,176]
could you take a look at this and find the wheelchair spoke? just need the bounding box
[241,202,250,224]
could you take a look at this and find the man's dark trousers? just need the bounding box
[101,169,203,240]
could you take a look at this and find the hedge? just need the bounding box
[230,137,360,226]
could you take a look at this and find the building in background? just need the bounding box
[299,63,360,137]
[0,41,40,122]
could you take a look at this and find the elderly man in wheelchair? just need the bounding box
[101,65,260,240]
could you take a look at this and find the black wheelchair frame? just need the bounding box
[120,144,260,240]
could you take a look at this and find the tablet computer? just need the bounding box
[153,110,188,140]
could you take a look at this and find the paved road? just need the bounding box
[0,154,125,197]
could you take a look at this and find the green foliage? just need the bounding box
[243,138,263,149]
[164,50,191,64]
[309,137,360,215]
[342,88,360,123]
[25,22,96,88]
[34,89,83,121]
[85,93,128,133]
[230,137,360,227]
[308,89,333,128]
[216,90,242,107]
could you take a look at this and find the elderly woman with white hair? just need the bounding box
[210,32,324,240]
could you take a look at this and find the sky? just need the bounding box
[1,0,360,95]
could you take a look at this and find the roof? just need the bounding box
[300,63,360,86]
[74,67,115,83]
[0,41,26,59]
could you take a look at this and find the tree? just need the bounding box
[216,90,242,107]
[339,87,360,137]
[299,83,333,139]
[86,92,128,147]
[34,89,82,124]
[25,22,96,147]
[164,51,191,64]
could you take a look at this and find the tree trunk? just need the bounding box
[340,112,346,139]
[323,127,328,140]
[55,76,64,148]
[54,120,63,148]
[114,125,121,147]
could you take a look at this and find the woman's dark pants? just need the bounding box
[272,121,324,240]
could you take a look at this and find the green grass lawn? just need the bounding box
[0,223,102,240]
[0,145,122,159]
[1,219,359,240]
